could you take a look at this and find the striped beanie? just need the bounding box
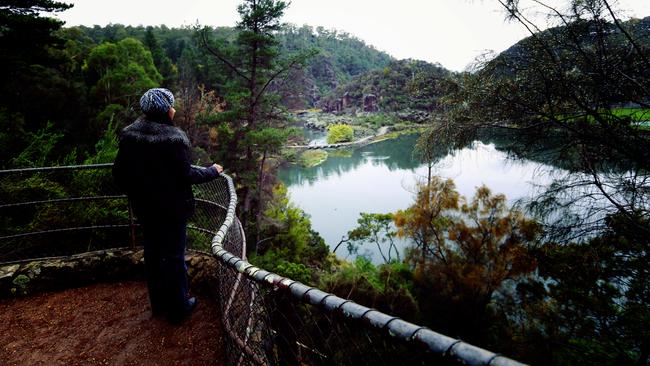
[139,88,175,116]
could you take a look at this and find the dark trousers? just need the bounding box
[140,216,190,318]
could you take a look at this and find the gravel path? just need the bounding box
[0,281,224,366]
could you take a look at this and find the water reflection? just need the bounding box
[278,133,563,263]
[280,134,422,187]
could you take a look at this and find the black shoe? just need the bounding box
[167,297,197,324]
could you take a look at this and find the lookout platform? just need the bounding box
[0,281,224,366]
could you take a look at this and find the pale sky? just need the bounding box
[54,0,650,71]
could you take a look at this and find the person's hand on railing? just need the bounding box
[213,164,224,174]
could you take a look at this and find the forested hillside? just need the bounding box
[0,20,393,169]
[320,59,452,114]
[489,15,650,82]
[73,23,393,108]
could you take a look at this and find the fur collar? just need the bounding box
[120,117,190,147]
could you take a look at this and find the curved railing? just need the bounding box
[0,164,525,366]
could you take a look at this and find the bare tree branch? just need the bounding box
[199,28,251,83]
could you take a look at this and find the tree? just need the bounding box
[246,126,298,239]
[144,26,178,87]
[252,183,330,278]
[342,213,399,264]
[199,0,316,238]
[510,213,650,365]
[426,0,650,361]
[320,257,418,320]
[436,0,650,241]
[0,0,74,166]
[84,37,162,120]
[394,178,539,340]
[393,177,459,267]
[0,0,72,73]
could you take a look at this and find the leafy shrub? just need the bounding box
[275,261,312,284]
[326,123,353,143]
[320,257,418,320]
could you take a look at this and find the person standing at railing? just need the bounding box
[112,88,224,324]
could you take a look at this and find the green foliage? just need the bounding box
[85,38,162,108]
[208,122,235,164]
[144,26,178,87]
[392,177,539,341]
[246,126,298,156]
[280,147,298,163]
[356,113,399,128]
[250,183,330,284]
[326,123,353,143]
[11,274,30,296]
[276,24,392,107]
[260,184,311,261]
[0,20,397,168]
[337,257,384,291]
[0,174,66,209]
[11,122,64,168]
[327,149,353,158]
[346,213,398,264]
[0,1,84,163]
[252,249,313,284]
[611,107,650,122]
[320,257,418,320]
[322,59,452,112]
[0,0,72,71]
[275,261,312,284]
[0,108,27,168]
[83,120,119,165]
[507,213,650,365]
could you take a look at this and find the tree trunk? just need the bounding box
[255,150,267,245]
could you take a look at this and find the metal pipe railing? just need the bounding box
[209,168,526,366]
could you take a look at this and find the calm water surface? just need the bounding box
[278,133,561,263]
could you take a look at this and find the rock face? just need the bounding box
[295,111,352,131]
[0,248,220,298]
[395,109,431,123]
[322,92,357,114]
[322,93,381,113]
[342,92,352,109]
[363,94,379,112]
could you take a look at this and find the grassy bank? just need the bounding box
[299,149,328,168]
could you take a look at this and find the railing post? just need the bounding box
[127,200,136,248]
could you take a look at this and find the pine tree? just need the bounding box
[0,0,73,166]
[199,0,316,240]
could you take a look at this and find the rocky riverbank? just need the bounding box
[285,110,427,167]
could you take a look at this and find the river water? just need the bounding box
[278,132,562,263]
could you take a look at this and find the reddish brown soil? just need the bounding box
[0,281,224,366]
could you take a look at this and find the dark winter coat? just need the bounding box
[112,117,219,221]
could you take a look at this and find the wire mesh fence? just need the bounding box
[0,164,224,262]
[0,164,525,366]
[0,164,133,262]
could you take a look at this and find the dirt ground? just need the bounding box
[0,281,225,366]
